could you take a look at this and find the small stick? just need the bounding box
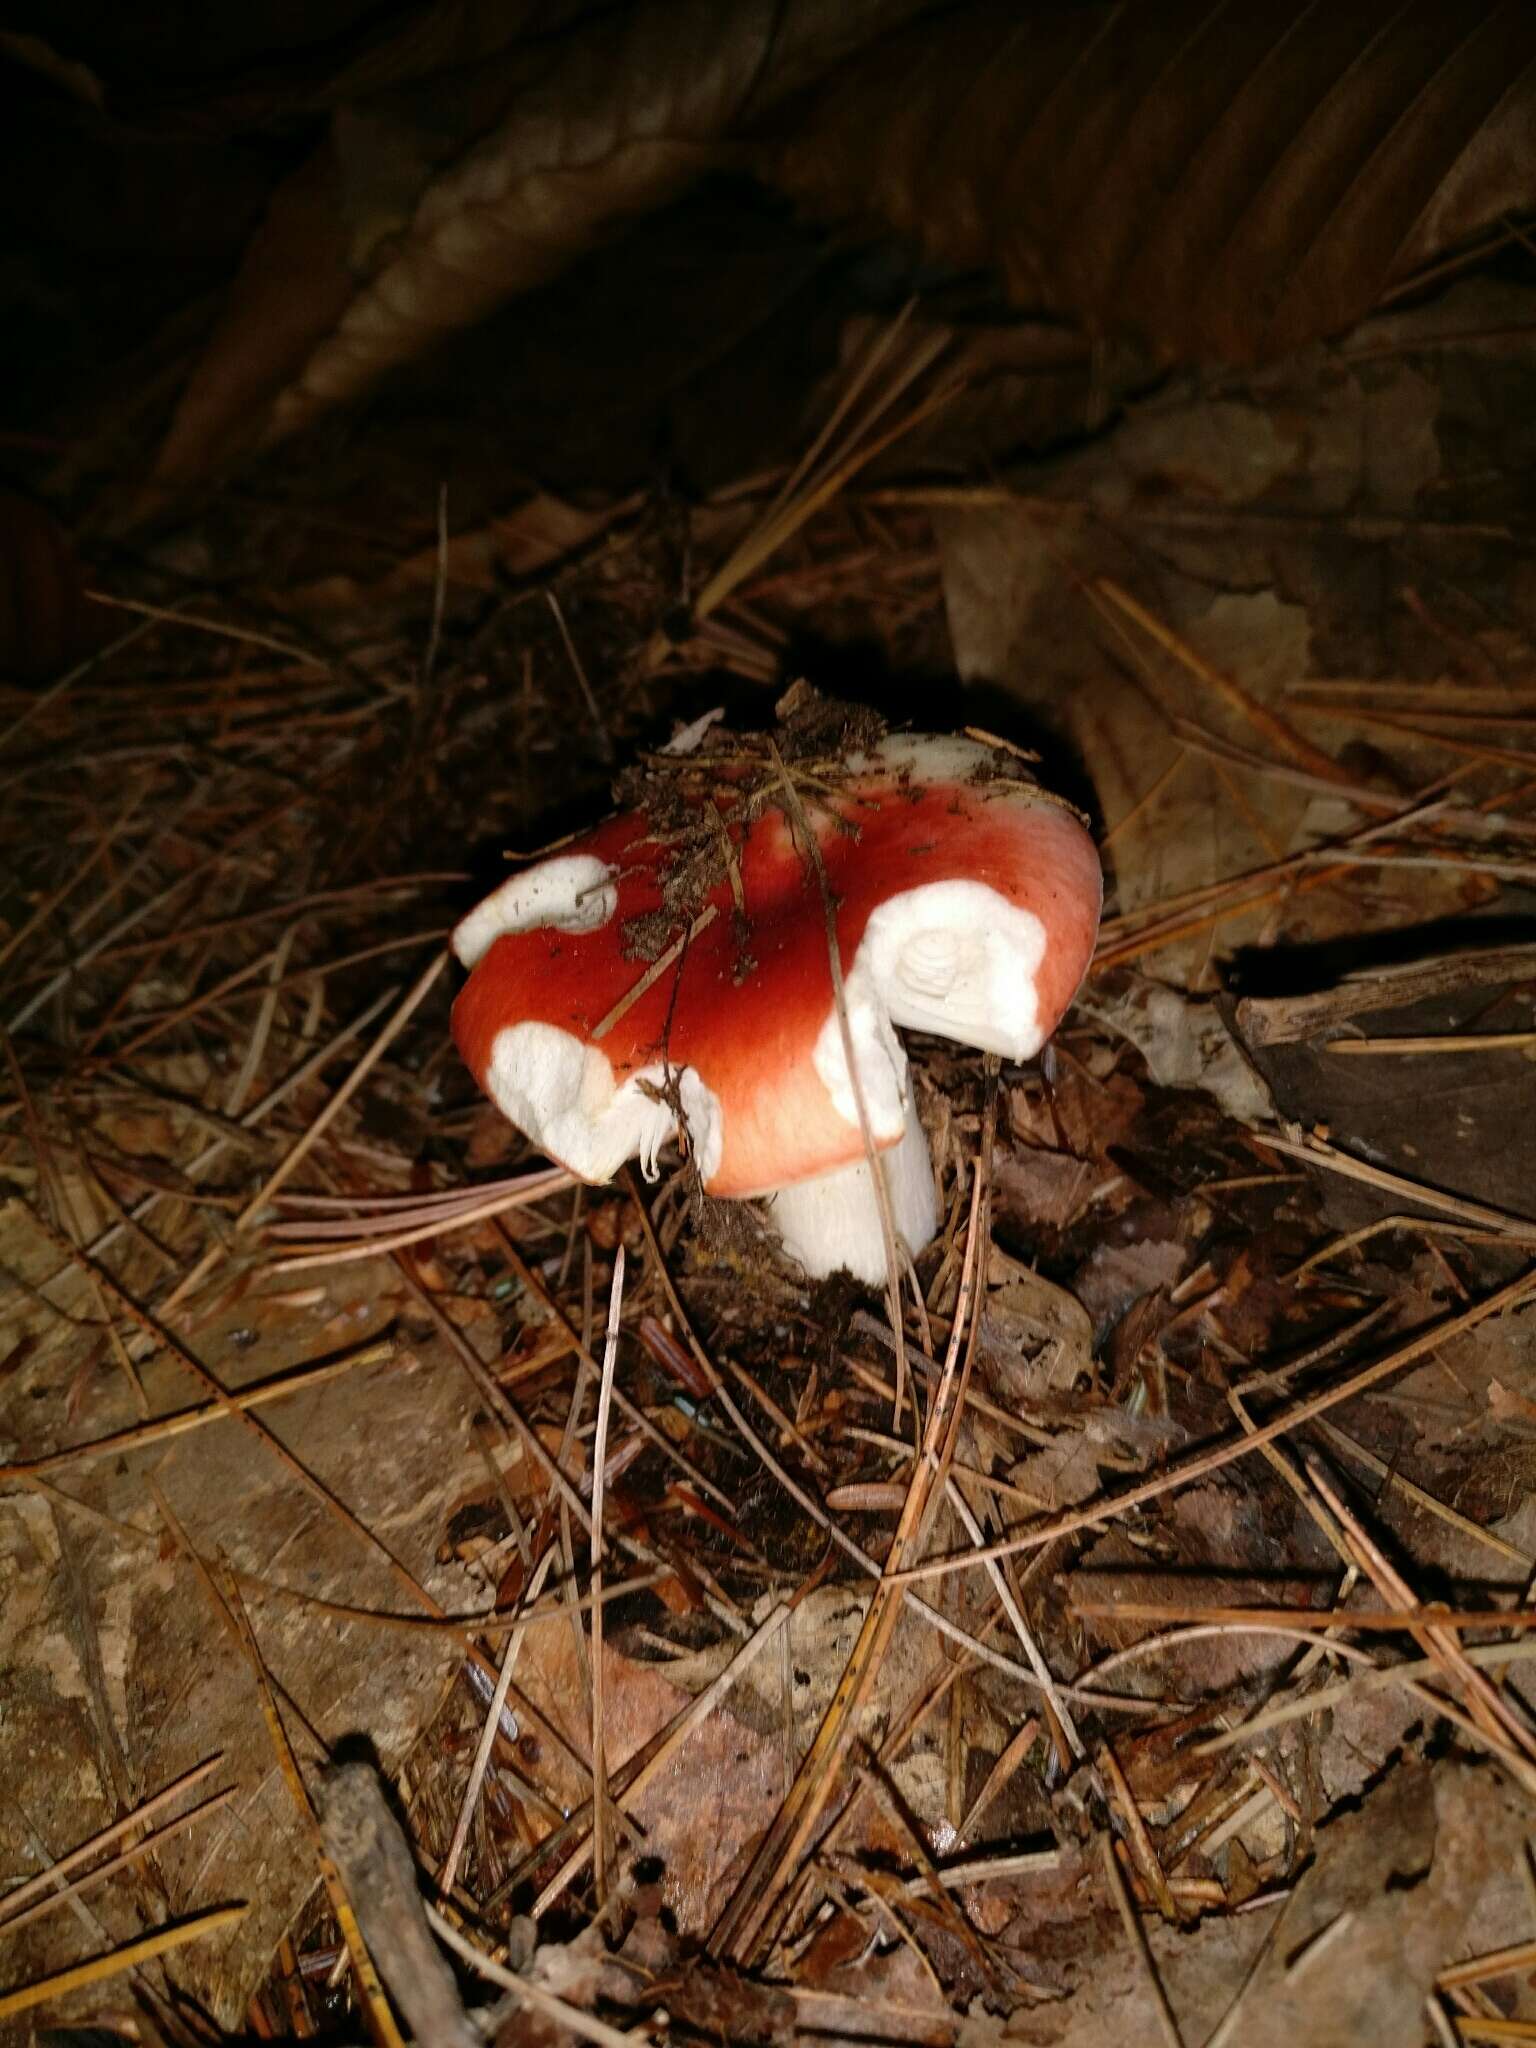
[1326,1032,1536,1054]
[323,1762,479,2048]
[1072,1600,1536,1632]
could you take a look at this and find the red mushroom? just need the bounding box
[451,729,1100,1282]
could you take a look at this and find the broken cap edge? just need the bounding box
[452,853,619,969]
[481,1019,724,1185]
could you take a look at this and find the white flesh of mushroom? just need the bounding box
[452,853,618,969]
[482,1020,724,1186]
[763,1093,938,1287]
[848,878,1049,1061]
[454,853,724,1188]
[781,878,1045,1281]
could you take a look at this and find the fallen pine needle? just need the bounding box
[1072,1600,1536,1632]
[82,588,327,668]
[589,1243,626,1903]
[1326,1032,1536,1054]
[0,1905,246,2021]
[0,1788,236,1936]
[1099,1833,1186,2048]
[438,1545,555,1900]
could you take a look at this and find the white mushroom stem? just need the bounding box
[761,1095,938,1286]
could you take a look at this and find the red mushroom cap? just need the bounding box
[451,733,1100,1201]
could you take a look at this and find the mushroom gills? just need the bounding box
[762,1094,937,1286]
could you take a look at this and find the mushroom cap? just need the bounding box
[451,733,1101,1196]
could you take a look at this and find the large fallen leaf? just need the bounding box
[257,0,921,448]
[769,0,1536,362]
[0,1249,490,2030]
[153,2,1536,479]
[937,280,1528,985]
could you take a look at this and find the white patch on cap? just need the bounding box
[857,879,1047,1061]
[452,854,618,969]
[765,1094,938,1284]
[482,1020,722,1186]
[661,705,726,755]
[849,732,998,782]
[810,958,910,1142]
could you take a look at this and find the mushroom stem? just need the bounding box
[762,1095,938,1285]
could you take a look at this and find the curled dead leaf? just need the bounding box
[769,2,1536,363]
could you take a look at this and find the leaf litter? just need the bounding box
[5,271,1536,2048]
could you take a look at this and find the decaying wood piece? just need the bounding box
[321,1760,481,2048]
[1232,941,1536,1047]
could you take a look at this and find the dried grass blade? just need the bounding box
[237,949,449,1224]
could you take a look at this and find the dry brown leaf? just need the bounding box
[155,3,1535,479]
[1077,975,1275,1125]
[938,283,1525,986]
[0,1250,483,2030]
[1488,1375,1536,1426]
[151,144,355,490]
[769,1,1536,363]
[285,490,639,617]
[982,1245,1094,1397]
[258,0,923,450]
[1003,1761,1531,2044]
